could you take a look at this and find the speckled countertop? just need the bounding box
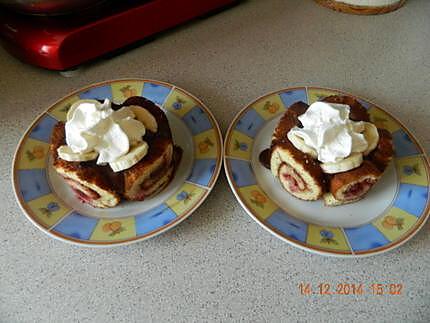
[1,0,429,322]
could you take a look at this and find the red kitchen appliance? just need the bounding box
[0,0,238,70]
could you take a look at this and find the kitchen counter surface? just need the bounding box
[1,0,429,322]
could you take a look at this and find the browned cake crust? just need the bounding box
[287,101,309,119]
[272,101,309,143]
[367,128,394,172]
[322,95,370,122]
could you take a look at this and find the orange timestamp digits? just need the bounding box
[299,282,403,296]
[370,283,403,295]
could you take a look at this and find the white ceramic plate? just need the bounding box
[13,79,223,247]
[224,86,430,257]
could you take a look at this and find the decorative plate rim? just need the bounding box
[12,78,223,247]
[224,85,430,257]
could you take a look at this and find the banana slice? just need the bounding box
[320,152,363,174]
[350,121,365,133]
[57,145,98,162]
[287,132,318,158]
[67,99,101,121]
[362,122,379,155]
[112,106,135,120]
[129,105,158,133]
[108,141,149,172]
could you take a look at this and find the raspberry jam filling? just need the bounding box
[65,178,100,203]
[133,190,146,201]
[279,163,307,193]
[72,188,94,203]
[343,178,375,200]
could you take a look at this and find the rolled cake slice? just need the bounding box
[329,160,382,202]
[121,96,177,201]
[271,141,325,200]
[137,146,183,199]
[123,140,173,200]
[50,123,121,208]
[324,130,393,206]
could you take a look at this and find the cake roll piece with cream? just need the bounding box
[270,102,326,201]
[51,122,122,208]
[322,128,394,206]
[50,96,182,208]
[264,94,393,207]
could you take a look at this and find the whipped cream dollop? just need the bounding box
[64,99,146,165]
[288,101,369,163]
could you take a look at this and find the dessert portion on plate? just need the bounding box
[50,96,182,208]
[260,95,394,206]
